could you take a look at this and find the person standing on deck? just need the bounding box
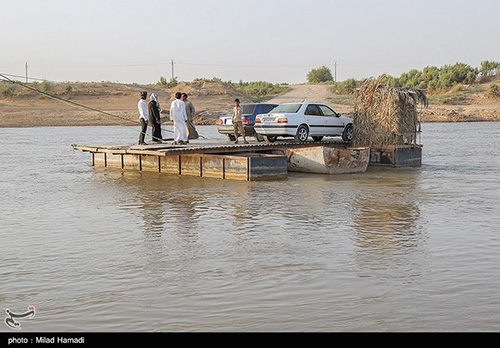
[148,93,162,143]
[138,91,149,145]
[170,92,188,145]
[232,98,248,144]
[181,93,199,142]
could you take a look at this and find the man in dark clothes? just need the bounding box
[148,93,163,143]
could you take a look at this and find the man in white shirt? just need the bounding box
[170,92,188,145]
[138,91,149,145]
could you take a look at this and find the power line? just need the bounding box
[0,72,57,83]
[30,62,169,68]
[21,60,420,69]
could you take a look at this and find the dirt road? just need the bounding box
[267,84,334,104]
[267,84,353,115]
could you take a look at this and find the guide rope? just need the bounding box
[0,73,180,143]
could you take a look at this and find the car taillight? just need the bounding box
[218,119,223,125]
[277,118,288,123]
[242,117,249,125]
[255,118,261,123]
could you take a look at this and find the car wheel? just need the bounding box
[264,135,278,143]
[342,124,353,142]
[312,136,324,142]
[227,134,236,142]
[295,125,309,142]
[255,133,265,142]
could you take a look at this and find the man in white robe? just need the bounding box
[170,92,188,145]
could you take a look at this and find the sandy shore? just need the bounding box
[1,82,499,128]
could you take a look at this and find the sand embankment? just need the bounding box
[0,81,499,127]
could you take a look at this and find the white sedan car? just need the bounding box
[254,103,353,142]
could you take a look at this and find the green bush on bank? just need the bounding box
[228,80,290,102]
[329,61,500,95]
[0,82,17,97]
[307,66,334,84]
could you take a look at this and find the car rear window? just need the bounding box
[270,104,302,114]
[261,105,277,113]
[242,105,256,115]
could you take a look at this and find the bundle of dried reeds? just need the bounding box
[352,76,427,147]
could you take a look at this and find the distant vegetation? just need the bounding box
[324,60,500,98]
[157,76,179,88]
[40,80,52,92]
[228,80,290,102]
[489,84,500,98]
[307,66,334,84]
[0,82,17,97]
[162,76,290,102]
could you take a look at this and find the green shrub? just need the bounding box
[40,80,51,92]
[307,66,334,83]
[489,84,500,98]
[157,76,179,88]
[0,82,17,97]
[377,62,482,92]
[157,76,168,86]
[193,77,223,83]
[228,81,288,101]
[329,78,358,94]
[480,61,500,77]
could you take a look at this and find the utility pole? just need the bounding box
[334,61,337,82]
[25,62,28,83]
[171,60,175,80]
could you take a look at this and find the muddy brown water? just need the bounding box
[1,123,499,332]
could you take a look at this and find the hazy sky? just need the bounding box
[1,0,499,84]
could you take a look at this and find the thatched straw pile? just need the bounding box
[352,76,427,147]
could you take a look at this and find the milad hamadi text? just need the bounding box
[7,336,85,345]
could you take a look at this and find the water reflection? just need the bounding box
[135,174,201,241]
[350,168,427,273]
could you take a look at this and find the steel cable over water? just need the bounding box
[0,72,184,143]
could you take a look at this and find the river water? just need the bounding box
[1,123,499,332]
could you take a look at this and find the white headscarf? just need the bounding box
[150,93,162,113]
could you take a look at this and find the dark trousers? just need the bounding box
[151,118,162,142]
[139,118,147,144]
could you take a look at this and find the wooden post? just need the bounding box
[246,157,250,181]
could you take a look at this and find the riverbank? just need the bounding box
[1,81,499,127]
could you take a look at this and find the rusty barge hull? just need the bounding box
[275,146,370,174]
[73,140,372,181]
[369,144,423,167]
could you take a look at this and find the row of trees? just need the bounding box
[307,61,500,94]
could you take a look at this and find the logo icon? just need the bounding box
[4,306,36,330]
